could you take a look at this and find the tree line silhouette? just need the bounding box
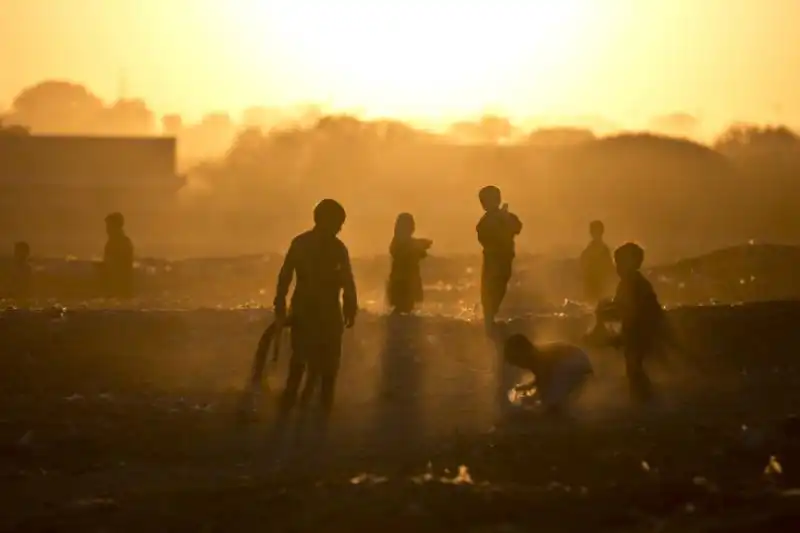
[2,79,800,259]
[184,117,800,258]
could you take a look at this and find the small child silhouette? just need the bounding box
[387,213,432,314]
[596,242,670,405]
[476,186,522,334]
[580,220,614,304]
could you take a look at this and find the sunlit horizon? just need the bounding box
[3,0,800,136]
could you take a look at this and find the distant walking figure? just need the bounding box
[580,220,614,304]
[387,213,432,314]
[476,186,522,334]
[273,199,358,432]
[102,212,134,298]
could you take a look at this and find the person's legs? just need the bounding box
[299,362,320,408]
[482,260,512,334]
[294,356,321,446]
[495,264,511,313]
[278,355,305,409]
[394,295,415,314]
[299,381,316,407]
[319,338,343,411]
[276,327,308,426]
[317,334,343,434]
[390,278,416,314]
[481,264,499,332]
[624,347,653,404]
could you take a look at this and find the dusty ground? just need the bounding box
[1,299,800,532]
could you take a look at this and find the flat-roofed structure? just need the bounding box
[0,134,183,189]
[0,134,186,256]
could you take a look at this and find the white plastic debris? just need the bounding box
[441,465,473,485]
[349,473,387,485]
[764,455,783,476]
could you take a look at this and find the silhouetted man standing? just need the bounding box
[273,199,358,434]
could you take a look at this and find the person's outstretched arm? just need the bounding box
[414,237,433,258]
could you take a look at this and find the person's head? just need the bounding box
[614,242,645,277]
[13,241,30,262]
[394,212,415,239]
[503,333,538,370]
[105,212,125,236]
[313,199,347,235]
[478,185,502,211]
[589,220,605,240]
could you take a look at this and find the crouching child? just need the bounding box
[503,333,593,416]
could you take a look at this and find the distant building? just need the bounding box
[0,134,183,190]
[0,135,186,255]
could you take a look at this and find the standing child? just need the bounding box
[387,213,432,314]
[273,199,358,433]
[580,220,614,304]
[476,186,523,334]
[599,242,669,405]
[504,333,593,415]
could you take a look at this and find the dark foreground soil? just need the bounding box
[1,302,800,532]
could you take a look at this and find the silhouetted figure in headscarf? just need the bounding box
[102,212,134,298]
[476,186,522,334]
[580,220,614,304]
[8,241,32,300]
[387,213,432,314]
[273,199,358,432]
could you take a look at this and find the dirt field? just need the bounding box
[1,298,800,532]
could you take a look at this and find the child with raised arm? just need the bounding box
[273,199,358,431]
[476,186,522,334]
[387,213,432,314]
[504,333,593,416]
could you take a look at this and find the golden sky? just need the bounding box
[1,0,798,132]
